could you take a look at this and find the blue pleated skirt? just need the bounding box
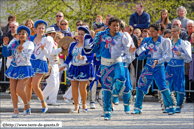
[5,65,35,79]
[30,59,48,74]
[67,64,95,81]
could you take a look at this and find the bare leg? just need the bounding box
[16,78,29,110]
[10,79,19,114]
[31,74,46,108]
[79,81,88,109]
[71,80,79,110]
[25,77,32,102]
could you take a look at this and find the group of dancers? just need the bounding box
[2,17,192,120]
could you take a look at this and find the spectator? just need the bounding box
[54,31,64,44]
[0,30,3,74]
[163,29,172,40]
[1,15,16,37]
[137,37,143,47]
[5,21,19,44]
[0,30,3,45]
[92,15,105,30]
[172,6,190,30]
[25,19,35,36]
[188,32,194,102]
[59,19,72,37]
[155,9,171,29]
[50,12,70,32]
[124,25,138,48]
[159,23,166,36]
[134,28,141,37]
[172,20,188,40]
[104,14,113,30]
[82,23,90,29]
[186,20,194,42]
[142,29,150,38]
[129,3,150,30]
[72,20,83,39]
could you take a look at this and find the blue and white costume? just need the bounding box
[165,38,192,113]
[83,29,135,120]
[29,35,54,74]
[2,40,35,79]
[42,37,63,104]
[62,41,94,81]
[113,32,136,113]
[134,36,176,115]
[89,54,101,106]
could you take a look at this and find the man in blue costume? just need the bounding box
[133,23,176,115]
[83,17,136,120]
[164,26,192,113]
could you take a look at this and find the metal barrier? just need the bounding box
[0,45,193,92]
[132,58,194,92]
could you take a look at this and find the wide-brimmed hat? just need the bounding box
[34,19,47,29]
[45,27,56,35]
[78,26,90,34]
[58,36,75,56]
[17,26,31,38]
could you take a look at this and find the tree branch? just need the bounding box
[61,0,74,11]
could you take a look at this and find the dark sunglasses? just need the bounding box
[76,24,82,26]
[78,33,85,36]
[61,24,67,25]
[56,15,62,18]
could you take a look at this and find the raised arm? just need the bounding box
[83,32,102,54]
[157,38,172,64]
[179,40,192,63]
[42,36,54,57]
[2,37,13,57]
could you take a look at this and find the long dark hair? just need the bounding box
[161,9,170,25]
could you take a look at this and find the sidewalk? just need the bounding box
[0,98,194,129]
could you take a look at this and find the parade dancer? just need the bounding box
[112,21,136,114]
[59,26,94,113]
[83,17,136,120]
[25,20,53,113]
[42,27,68,106]
[132,23,176,115]
[164,26,192,113]
[89,53,101,109]
[2,26,34,117]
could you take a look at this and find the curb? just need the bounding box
[0,93,159,102]
[0,107,71,113]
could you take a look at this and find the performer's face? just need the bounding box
[47,32,56,39]
[35,24,45,37]
[163,33,171,40]
[78,30,85,42]
[18,30,28,42]
[149,27,159,38]
[171,28,179,38]
[108,22,120,35]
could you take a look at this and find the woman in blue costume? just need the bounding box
[2,26,35,117]
[25,20,53,113]
[59,26,94,113]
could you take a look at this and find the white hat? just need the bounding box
[45,27,56,34]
